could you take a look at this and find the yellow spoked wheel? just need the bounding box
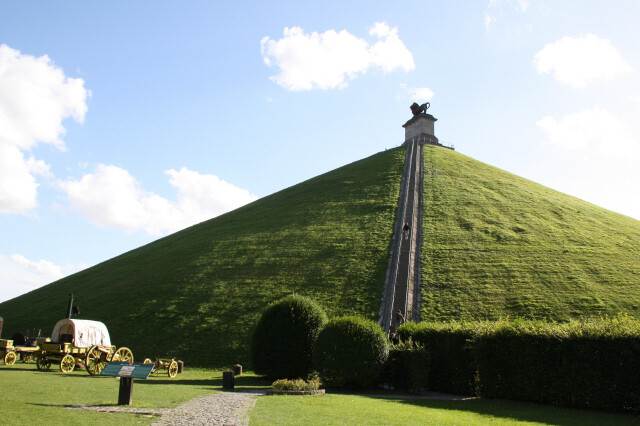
[4,351,16,365]
[168,360,178,378]
[21,353,34,363]
[36,353,51,371]
[86,346,107,376]
[60,354,75,373]
[113,347,134,363]
[143,358,153,364]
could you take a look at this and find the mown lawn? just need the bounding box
[3,364,638,426]
[0,363,225,424]
[421,145,640,321]
[251,393,640,425]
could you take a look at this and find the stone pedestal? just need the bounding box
[403,114,439,145]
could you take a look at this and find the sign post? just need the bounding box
[100,362,154,405]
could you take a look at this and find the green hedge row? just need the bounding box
[398,321,477,395]
[399,317,640,413]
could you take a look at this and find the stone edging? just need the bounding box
[265,389,325,396]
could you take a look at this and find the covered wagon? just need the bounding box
[37,318,133,375]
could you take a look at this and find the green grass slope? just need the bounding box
[421,145,640,321]
[0,148,405,367]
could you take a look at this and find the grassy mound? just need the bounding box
[421,145,640,321]
[0,148,405,367]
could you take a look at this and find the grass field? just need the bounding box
[2,364,638,425]
[0,363,224,425]
[251,394,640,425]
[421,145,640,321]
[0,147,406,367]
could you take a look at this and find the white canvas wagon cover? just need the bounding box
[51,319,111,348]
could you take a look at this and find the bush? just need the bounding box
[382,339,430,393]
[251,295,327,379]
[313,315,389,388]
[398,321,478,395]
[272,377,322,391]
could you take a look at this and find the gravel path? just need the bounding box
[152,390,264,425]
[68,390,264,425]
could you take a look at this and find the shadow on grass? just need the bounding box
[385,396,640,426]
[27,402,119,408]
[122,375,270,389]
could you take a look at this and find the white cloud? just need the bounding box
[0,44,88,213]
[484,13,496,31]
[534,34,631,88]
[0,254,86,303]
[409,87,434,102]
[0,145,39,213]
[261,22,415,91]
[537,107,639,161]
[58,165,258,235]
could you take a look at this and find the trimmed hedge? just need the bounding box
[398,321,478,395]
[399,317,640,413]
[383,339,430,393]
[251,295,327,379]
[474,318,640,413]
[313,315,389,388]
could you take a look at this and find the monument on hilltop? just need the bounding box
[403,102,452,149]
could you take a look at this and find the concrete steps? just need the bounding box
[380,139,423,333]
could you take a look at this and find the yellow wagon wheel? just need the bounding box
[143,358,153,364]
[36,353,51,371]
[86,346,107,376]
[113,347,134,363]
[60,354,75,373]
[4,351,16,365]
[168,360,178,378]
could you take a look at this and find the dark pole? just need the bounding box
[66,293,73,319]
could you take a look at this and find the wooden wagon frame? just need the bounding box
[36,319,133,375]
[0,339,41,365]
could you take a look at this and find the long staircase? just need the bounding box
[379,138,424,334]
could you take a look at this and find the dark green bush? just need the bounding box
[382,339,430,393]
[398,321,478,395]
[313,315,389,388]
[251,295,327,379]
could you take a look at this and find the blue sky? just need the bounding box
[1,1,639,302]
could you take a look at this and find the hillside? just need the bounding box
[3,142,640,368]
[0,147,406,367]
[421,145,640,321]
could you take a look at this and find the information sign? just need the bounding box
[100,362,154,379]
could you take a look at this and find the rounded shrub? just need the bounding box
[251,295,327,379]
[313,315,389,388]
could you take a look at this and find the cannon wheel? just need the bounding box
[36,353,51,371]
[86,346,108,376]
[21,352,34,363]
[60,354,75,373]
[143,358,153,364]
[168,360,178,378]
[4,351,16,365]
[113,347,134,363]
